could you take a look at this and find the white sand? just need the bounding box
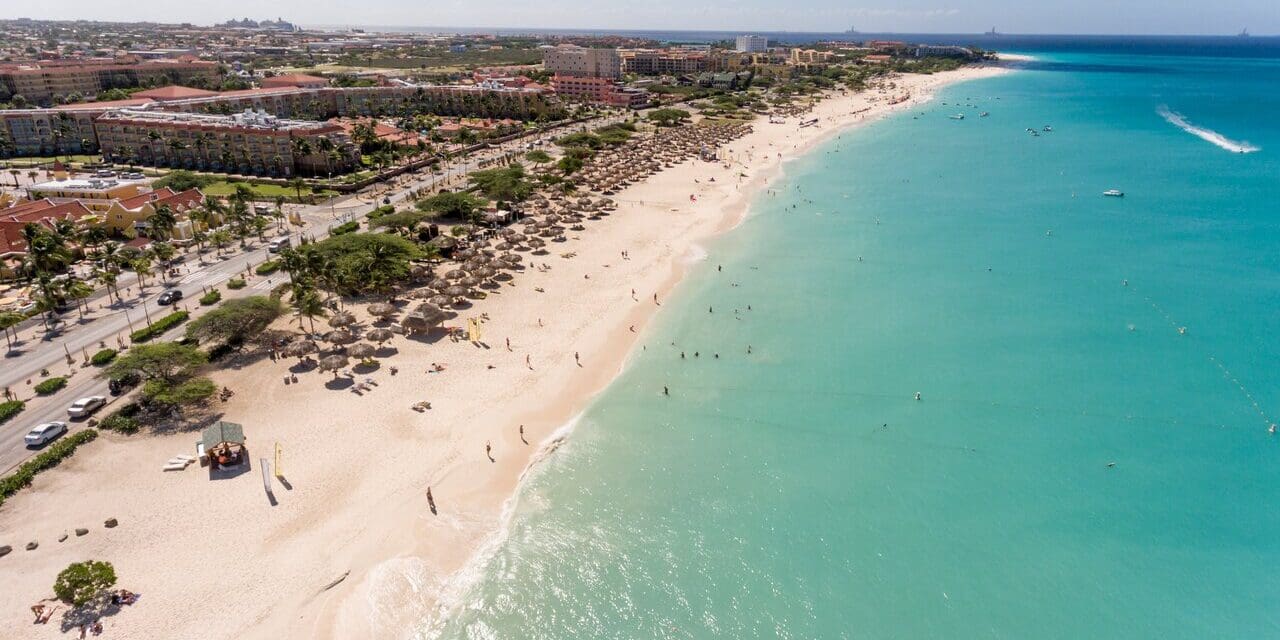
[0,63,1010,639]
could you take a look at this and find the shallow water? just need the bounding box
[430,46,1280,639]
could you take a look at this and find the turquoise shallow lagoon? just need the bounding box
[435,47,1280,639]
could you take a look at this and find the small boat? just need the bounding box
[1043,126,1054,132]
[1103,189,1124,197]
[980,112,990,117]
[949,114,965,120]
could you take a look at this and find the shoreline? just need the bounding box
[0,62,1011,640]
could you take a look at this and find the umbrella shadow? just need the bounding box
[289,359,319,374]
[404,329,446,345]
[324,377,355,390]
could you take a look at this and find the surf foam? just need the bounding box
[1157,105,1260,154]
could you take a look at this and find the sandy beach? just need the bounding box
[0,62,1009,639]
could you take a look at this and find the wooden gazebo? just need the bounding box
[202,421,247,469]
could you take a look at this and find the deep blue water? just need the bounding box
[422,43,1280,639]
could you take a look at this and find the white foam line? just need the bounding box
[1157,105,1260,154]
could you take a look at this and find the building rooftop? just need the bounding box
[98,107,339,132]
[28,177,148,193]
[132,85,221,100]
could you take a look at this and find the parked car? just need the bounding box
[24,422,67,447]
[108,371,140,396]
[67,395,108,419]
[157,289,183,305]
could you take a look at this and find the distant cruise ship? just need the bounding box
[985,27,1000,36]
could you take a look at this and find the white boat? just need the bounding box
[1043,125,1053,132]
[980,112,990,117]
[949,114,965,120]
[1103,189,1124,197]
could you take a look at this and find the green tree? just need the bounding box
[289,284,326,332]
[368,210,428,235]
[106,342,207,385]
[647,108,691,127]
[525,149,552,169]
[296,233,421,295]
[415,191,485,221]
[287,177,307,203]
[185,296,283,346]
[469,165,533,202]
[146,204,178,240]
[0,310,24,350]
[54,560,117,607]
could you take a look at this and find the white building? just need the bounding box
[735,35,769,53]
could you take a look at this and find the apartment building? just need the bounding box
[550,76,648,109]
[94,108,358,177]
[543,45,622,79]
[0,57,221,105]
[619,49,710,75]
[734,35,769,53]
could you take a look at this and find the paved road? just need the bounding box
[0,113,625,472]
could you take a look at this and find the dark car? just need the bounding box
[157,289,183,305]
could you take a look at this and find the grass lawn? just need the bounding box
[202,180,338,200]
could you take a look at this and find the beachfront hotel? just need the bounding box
[0,57,220,106]
[735,35,770,53]
[93,108,358,177]
[542,45,623,79]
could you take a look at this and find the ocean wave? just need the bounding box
[1157,105,1260,154]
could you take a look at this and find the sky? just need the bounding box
[13,0,1280,36]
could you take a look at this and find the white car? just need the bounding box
[67,396,108,419]
[24,422,67,447]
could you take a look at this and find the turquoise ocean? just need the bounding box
[433,44,1280,638]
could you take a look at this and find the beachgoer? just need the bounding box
[664,386,669,396]
[520,424,528,444]
[486,441,494,462]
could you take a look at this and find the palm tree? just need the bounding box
[149,242,176,283]
[0,310,24,350]
[146,203,178,240]
[288,177,307,203]
[130,256,154,290]
[209,229,231,256]
[31,274,65,329]
[290,284,326,333]
[93,268,120,305]
[62,278,94,320]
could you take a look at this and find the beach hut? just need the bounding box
[202,421,247,470]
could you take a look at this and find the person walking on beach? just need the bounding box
[520,424,528,445]
[526,354,532,369]
[426,487,437,515]
[486,441,494,462]
[506,337,511,351]
[575,352,581,366]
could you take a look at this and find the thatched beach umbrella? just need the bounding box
[428,294,452,307]
[402,303,449,335]
[347,342,377,359]
[323,329,357,346]
[319,354,349,377]
[460,276,482,288]
[474,266,497,279]
[366,328,395,344]
[428,278,450,291]
[327,311,356,328]
[444,285,468,298]
[282,340,318,359]
[444,269,468,281]
[367,302,397,318]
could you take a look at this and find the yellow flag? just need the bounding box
[274,442,283,479]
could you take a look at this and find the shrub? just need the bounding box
[90,349,117,366]
[0,429,97,507]
[54,560,117,607]
[199,290,222,305]
[254,260,280,275]
[330,220,359,236]
[227,278,246,290]
[34,376,68,395]
[0,399,24,425]
[129,310,189,343]
[98,402,141,434]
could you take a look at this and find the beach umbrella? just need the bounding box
[366,328,395,344]
[323,329,356,346]
[318,354,349,376]
[474,266,497,279]
[494,242,513,251]
[526,237,545,249]
[426,236,458,251]
[327,311,356,328]
[444,269,468,280]
[402,303,449,334]
[281,340,318,359]
[461,276,482,288]
[444,285,469,298]
[428,294,452,307]
[347,342,377,359]
[428,278,450,291]
[500,253,521,265]
[506,232,527,243]
[367,302,397,318]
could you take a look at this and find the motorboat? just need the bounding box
[1103,189,1124,197]
[949,114,965,120]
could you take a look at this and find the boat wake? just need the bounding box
[1157,105,1260,154]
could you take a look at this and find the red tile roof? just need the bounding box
[132,85,220,100]
[0,199,95,255]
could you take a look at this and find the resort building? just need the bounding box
[550,76,648,109]
[543,45,622,79]
[619,49,711,75]
[790,49,837,65]
[94,108,358,177]
[914,45,977,59]
[261,73,330,89]
[0,57,221,106]
[734,35,769,53]
[26,176,148,202]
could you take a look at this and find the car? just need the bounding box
[267,238,291,253]
[24,422,67,447]
[67,395,108,419]
[157,289,183,305]
[108,371,140,396]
